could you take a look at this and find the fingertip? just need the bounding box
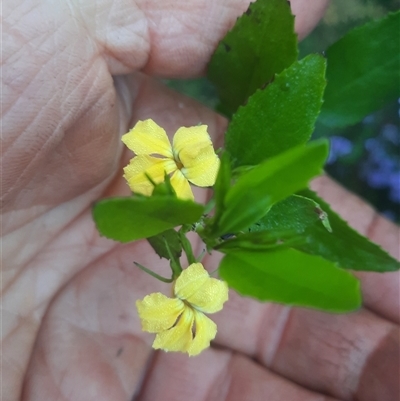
[93,0,330,77]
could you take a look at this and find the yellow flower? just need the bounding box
[136,263,229,356]
[122,119,220,200]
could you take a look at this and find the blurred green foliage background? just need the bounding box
[165,0,400,222]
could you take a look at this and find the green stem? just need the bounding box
[209,267,220,276]
[204,198,215,214]
[134,262,174,283]
[163,238,182,279]
[195,248,207,263]
[179,229,196,265]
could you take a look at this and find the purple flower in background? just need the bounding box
[365,169,390,189]
[389,171,400,203]
[382,124,400,145]
[361,124,400,203]
[327,136,353,164]
[325,101,400,221]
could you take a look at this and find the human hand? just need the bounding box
[3,1,399,400]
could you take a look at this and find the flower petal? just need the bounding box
[181,146,220,187]
[187,310,217,356]
[174,263,209,300]
[173,125,212,155]
[152,307,194,353]
[170,169,194,200]
[136,293,185,333]
[186,277,229,314]
[174,263,229,314]
[172,125,219,187]
[123,155,176,195]
[122,119,173,157]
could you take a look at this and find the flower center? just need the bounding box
[173,151,184,170]
[175,160,184,170]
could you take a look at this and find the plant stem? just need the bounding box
[163,238,182,278]
[179,228,196,265]
[196,248,206,263]
[204,198,215,214]
[134,262,174,283]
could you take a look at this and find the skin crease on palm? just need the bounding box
[2,0,399,400]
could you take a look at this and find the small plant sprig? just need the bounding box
[93,0,400,355]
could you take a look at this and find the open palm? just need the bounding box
[3,1,399,400]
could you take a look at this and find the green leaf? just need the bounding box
[147,229,182,260]
[93,196,204,242]
[212,140,328,236]
[250,194,331,234]
[215,229,304,252]
[296,189,400,272]
[319,11,400,127]
[219,249,361,312]
[207,0,298,114]
[226,55,327,167]
[212,152,232,222]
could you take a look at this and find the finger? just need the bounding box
[290,0,330,39]
[136,351,339,401]
[311,175,400,324]
[75,0,329,76]
[267,307,399,401]
[213,292,399,401]
[3,0,133,208]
